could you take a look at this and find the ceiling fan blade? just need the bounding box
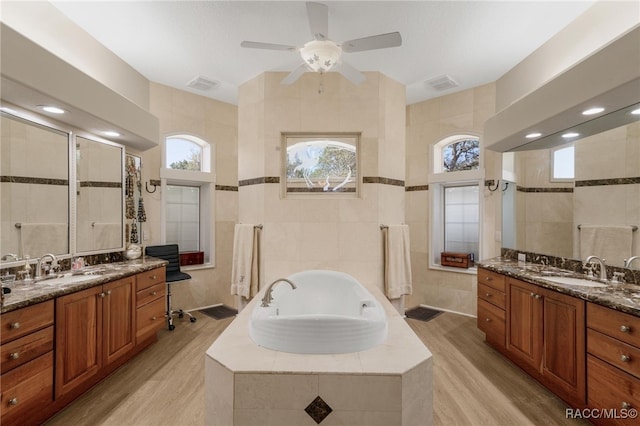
[306,2,329,40]
[281,63,309,85]
[336,61,366,85]
[240,41,297,51]
[341,32,402,53]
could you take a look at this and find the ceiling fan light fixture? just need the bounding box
[300,40,342,73]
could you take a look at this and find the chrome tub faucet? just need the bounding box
[261,278,297,307]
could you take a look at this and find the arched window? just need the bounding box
[433,134,480,173]
[161,134,214,267]
[430,134,483,269]
[165,135,211,172]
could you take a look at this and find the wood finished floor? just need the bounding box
[45,312,588,426]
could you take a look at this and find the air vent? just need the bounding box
[426,75,458,91]
[187,76,219,91]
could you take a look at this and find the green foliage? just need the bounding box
[170,148,201,171]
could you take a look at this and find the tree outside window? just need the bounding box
[443,139,479,172]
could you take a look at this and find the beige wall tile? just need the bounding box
[234,373,318,410]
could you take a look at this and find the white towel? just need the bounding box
[93,223,122,250]
[230,224,260,299]
[384,225,413,299]
[20,223,68,258]
[579,225,634,267]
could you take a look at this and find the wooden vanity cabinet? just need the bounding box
[0,300,55,426]
[477,268,507,348]
[587,303,640,425]
[55,275,135,398]
[135,267,166,340]
[506,277,586,407]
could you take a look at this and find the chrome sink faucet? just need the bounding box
[261,278,297,307]
[585,255,607,281]
[36,253,58,280]
[624,256,640,269]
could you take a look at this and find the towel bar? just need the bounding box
[577,224,637,232]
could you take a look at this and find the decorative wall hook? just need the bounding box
[486,179,500,192]
[502,182,509,191]
[145,179,160,194]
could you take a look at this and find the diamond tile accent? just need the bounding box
[304,396,333,424]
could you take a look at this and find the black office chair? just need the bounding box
[145,244,197,330]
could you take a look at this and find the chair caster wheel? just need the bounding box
[190,317,197,323]
[168,324,175,331]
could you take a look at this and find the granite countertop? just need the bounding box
[478,257,640,317]
[1,257,167,314]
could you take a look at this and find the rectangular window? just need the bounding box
[443,184,479,260]
[550,144,574,181]
[166,185,200,252]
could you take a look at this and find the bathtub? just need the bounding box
[249,270,388,354]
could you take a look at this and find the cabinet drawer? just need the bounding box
[136,282,165,308]
[1,326,53,374]
[478,299,505,346]
[588,329,640,379]
[136,297,165,339]
[588,303,640,348]
[588,355,640,423]
[1,300,54,344]
[136,267,166,291]
[478,282,506,309]
[0,352,53,424]
[477,268,506,292]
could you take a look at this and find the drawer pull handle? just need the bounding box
[10,322,20,329]
[485,318,491,322]
[622,402,632,409]
[152,275,157,280]
[99,292,106,298]
[152,316,157,320]
[621,354,631,363]
[485,276,492,281]
[485,293,491,297]
[9,352,19,360]
[151,291,157,296]
[534,294,542,299]
[530,292,535,297]
[8,398,18,406]
[621,325,631,333]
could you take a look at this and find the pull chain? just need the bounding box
[318,72,325,95]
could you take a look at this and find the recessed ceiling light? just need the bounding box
[525,132,542,139]
[38,105,65,114]
[562,132,580,138]
[103,131,121,137]
[582,107,605,115]
[631,108,640,115]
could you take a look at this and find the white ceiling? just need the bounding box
[50,1,595,106]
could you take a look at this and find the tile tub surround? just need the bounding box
[205,280,433,426]
[0,257,167,313]
[478,256,640,317]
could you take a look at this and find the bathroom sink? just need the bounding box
[39,274,98,286]
[543,276,608,288]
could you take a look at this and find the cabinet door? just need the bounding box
[55,286,102,398]
[541,288,586,406]
[103,276,136,366]
[506,278,542,371]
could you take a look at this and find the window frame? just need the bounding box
[429,133,484,273]
[281,132,360,198]
[160,133,215,269]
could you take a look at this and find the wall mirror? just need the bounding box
[502,120,640,268]
[0,112,70,262]
[75,136,124,253]
[282,132,359,197]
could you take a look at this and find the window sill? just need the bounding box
[428,264,478,275]
[182,263,215,272]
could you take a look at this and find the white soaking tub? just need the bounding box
[249,270,388,354]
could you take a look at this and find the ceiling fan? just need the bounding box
[240,2,402,85]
